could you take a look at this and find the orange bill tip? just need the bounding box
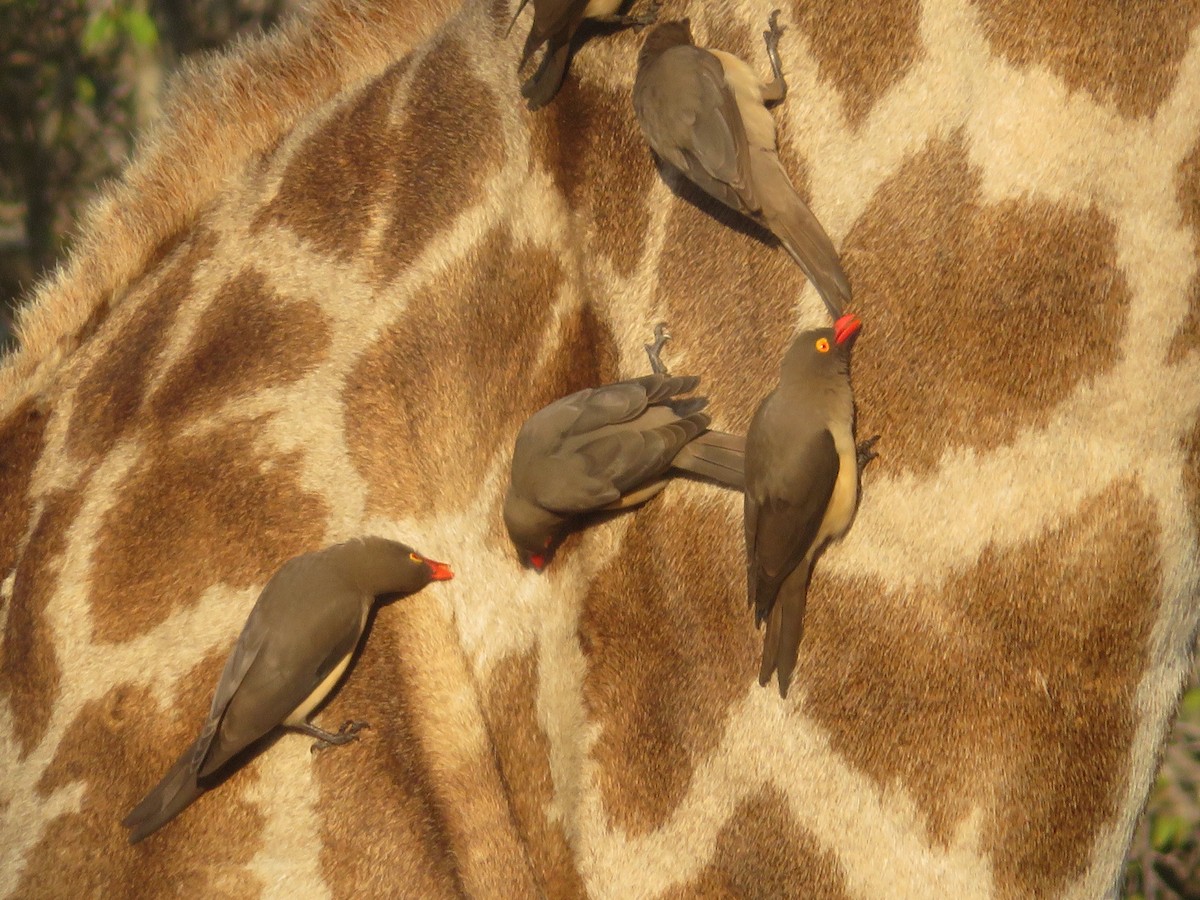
[529,553,547,572]
[833,313,862,345]
[426,560,454,581]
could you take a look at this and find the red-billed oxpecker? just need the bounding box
[505,371,744,570]
[122,538,453,843]
[633,13,852,320]
[746,314,876,697]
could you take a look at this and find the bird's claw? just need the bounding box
[765,10,785,48]
[309,720,370,755]
[762,10,788,101]
[645,322,672,375]
[634,0,662,28]
[856,435,881,471]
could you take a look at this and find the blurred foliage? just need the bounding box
[0,0,291,351]
[1125,669,1200,899]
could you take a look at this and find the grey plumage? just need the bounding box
[512,0,656,110]
[505,373,743,568]
[633,16,852,319]
[121,537,452,843]
[745,314,862,697]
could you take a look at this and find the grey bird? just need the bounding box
[633,14,852,319]
[746,313,873,698]
[121,537,453,843]
[505,372,744,569]
[510,0,659,110]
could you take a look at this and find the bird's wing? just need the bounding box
[635,46,757,214]
[747,428,840,622]
[551,374,697,436]
[197,558,366,777]
[533,409,709,513]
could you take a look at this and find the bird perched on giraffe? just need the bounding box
[511,0,661,109]
[633,12,852,320]
[745,313,876,697]
[504,326,744,570]
[122,537,453,842]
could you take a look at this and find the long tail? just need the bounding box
[672,430,745,490]
[507,0,532,39]
[754,151,852,320]
[121,739,206,843]
[758,561,813,698]
[520,36,572,110]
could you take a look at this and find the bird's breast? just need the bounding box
[707,49,778,152]
[815,420,858,549]
[583,0,624,16]
[285,651,355,727]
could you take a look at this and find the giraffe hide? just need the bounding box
[2,0,1200,897]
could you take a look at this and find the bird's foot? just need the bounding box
[762,9,788,103]
[594,0,660,29]
[304,719,371,755]
[856,434,881,471]
[644,322,671,375]
[636,0,664,28]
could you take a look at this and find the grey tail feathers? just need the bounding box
[755,154,852,320]
[672,430,745,490]
[757,564,813,699]
[121,740,207,843]
[521,38,571,110]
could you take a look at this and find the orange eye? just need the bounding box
[815,337,830,353]
[409,552,423,563]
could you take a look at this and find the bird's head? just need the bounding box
[336,537,453,597]
[783,313,862,380]
[407,548,455,586]
[503,489,561,572]
[637,19,694,69]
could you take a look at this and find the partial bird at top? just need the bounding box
[510,0,660,110]
[633,12,852,320]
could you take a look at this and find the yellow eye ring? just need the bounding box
[409,552,423,563]
[815,337,830,353]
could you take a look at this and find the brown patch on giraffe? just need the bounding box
[66,229,217,460]
[975,0,1200,119]
[1169,139,1200,364]
[799,479,1158,896]
[0,399,47,578]
[254,58,414,260]
[484,650,587,898]
[72,229,188,351]
[531,76,655,277]
[581,495,756,835]
[791,0,923,128]
[488,0,512,37]
[18,657,264,897]
[659,787,850,899]
[313,611,464,897]
[845,135,1128,475]
[344,225,618,521]
[1184,416,1200,539]
[372,37,505,284]
[1,491,81,759]
[89,421,328,644]
[151,267,332,424]
[655,173,808,434]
